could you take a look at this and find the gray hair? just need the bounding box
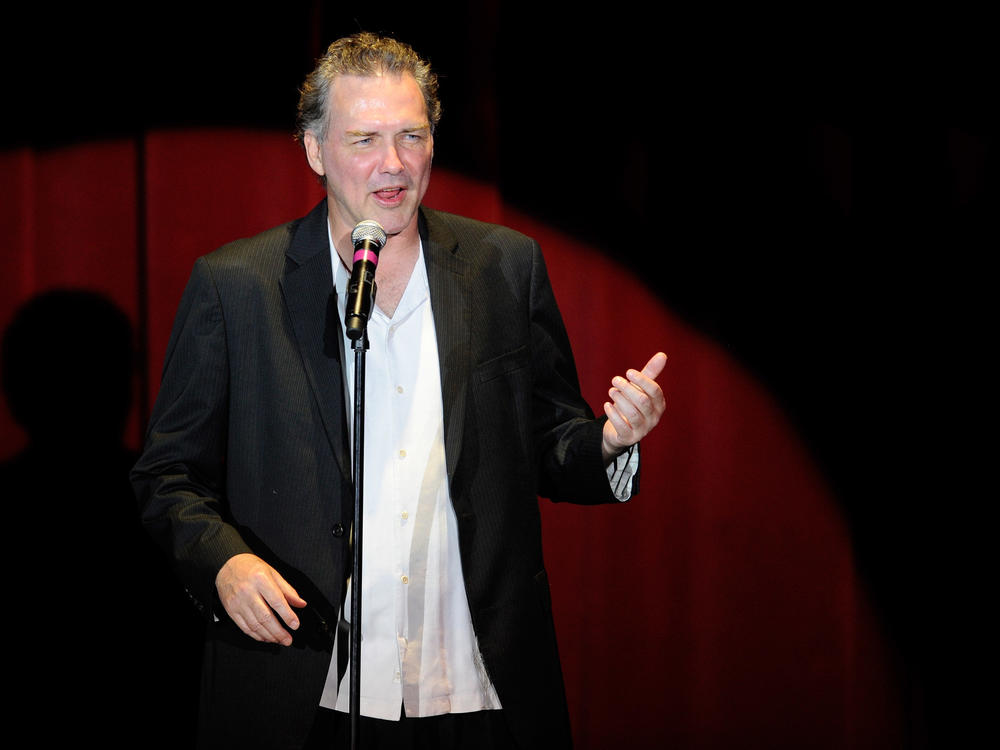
[296,32,442,145]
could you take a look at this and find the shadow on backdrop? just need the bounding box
[1,288,202,747]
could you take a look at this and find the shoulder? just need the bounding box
[202,218,300,277]
[419,206,542,283]
[421,206,537,253]
[196,201,327,285]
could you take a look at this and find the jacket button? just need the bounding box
[331,523,345,537]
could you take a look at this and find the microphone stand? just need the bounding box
[349,328,367,750]
[342,218,384,750]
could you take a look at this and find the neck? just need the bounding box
[330,215,421,319]
[330,215,421,270]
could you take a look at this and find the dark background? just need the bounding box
[4,2,995,746]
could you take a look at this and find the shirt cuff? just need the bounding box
[606,443,639,502]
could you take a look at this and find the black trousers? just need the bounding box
[304,706,516,750]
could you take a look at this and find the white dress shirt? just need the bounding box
[319,224,638,720]
[320,230,502,720]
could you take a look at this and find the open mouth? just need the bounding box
[373,187,406,204]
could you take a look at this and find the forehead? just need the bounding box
[326,73,428,127]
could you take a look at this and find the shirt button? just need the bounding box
[331,523,345,537]
[396,386,404,394]
[399,449,407,459]
[401,575,409,584]
[401,511,409,520]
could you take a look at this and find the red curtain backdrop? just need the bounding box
[1,131,903,748]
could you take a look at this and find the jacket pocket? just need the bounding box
[474,345,529,384]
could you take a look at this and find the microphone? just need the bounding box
[345,220,387,340]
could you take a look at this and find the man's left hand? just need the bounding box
[602,351,667,463]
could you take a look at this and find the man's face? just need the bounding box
[305,72,433,243]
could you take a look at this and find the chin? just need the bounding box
[375,209,420,238]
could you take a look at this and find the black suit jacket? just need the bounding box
[132,200,624,749]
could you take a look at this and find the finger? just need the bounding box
[229,612,264,643]
[625,364,665,399]
[608,382,650,430]
[624,366,666,417]
[223,592,274,643]
[262,575,306,633]
[277,576,308,610]
[611,376,655,424]
[249,599,294,645]
[603,400,632,446]
[230,604,287,644]
[216,556,303,645]
[640,351,668,380]
[241,573,302,645]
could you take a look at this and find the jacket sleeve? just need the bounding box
[525,241,634,504]
[131,257,253,617]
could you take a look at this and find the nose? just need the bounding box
[379,142,405,174]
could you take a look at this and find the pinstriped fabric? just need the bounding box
[135,206,352,746]
[133,199,617,749]
[420,207,612,750]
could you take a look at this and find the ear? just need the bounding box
[303,130,325,178]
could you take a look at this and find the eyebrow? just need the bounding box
[344,124,431,138]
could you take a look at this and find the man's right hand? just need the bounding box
[215,553,307,646]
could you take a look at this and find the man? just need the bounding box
[132,32,665,749]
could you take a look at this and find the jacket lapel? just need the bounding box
[279,200,352,483]
[421,209,471,503]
